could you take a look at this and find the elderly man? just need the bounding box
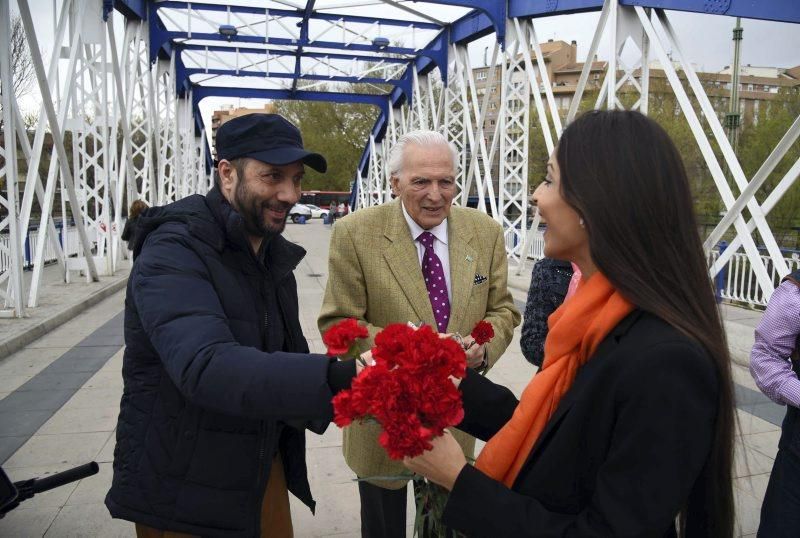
[318,130,520,537]
[106,114,359,537]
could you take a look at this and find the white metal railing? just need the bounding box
[0,226,97,274]
[506,227,546,261]
[708,249,800,308]
[511,227,799,309]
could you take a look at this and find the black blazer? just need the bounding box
[444,311,719,537]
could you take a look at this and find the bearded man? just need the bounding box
[106,114,358,538]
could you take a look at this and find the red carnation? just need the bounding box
[332,322,467,460]
[471,320,494,346]
[323,318,368,357]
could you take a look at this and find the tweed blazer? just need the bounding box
[318,199,520,488]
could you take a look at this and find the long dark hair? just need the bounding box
[557,110,734,537]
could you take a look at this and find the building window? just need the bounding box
[593,73,600,80]
[490,119,496,126]
[489,102,497,110]
[476,71,487,80]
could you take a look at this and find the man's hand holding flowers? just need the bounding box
[454,320,495,370]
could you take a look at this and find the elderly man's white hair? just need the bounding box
[387,130,458,178]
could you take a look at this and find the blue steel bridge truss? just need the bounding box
[0,0,798,316]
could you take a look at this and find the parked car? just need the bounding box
[288,204,312,223]
[304,204,329,219]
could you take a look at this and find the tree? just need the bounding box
[736,88,800,248]
[0,17,36,127]
[273,86,380,191]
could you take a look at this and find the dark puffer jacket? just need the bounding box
[106,187,349,537]
[520,258,573,367]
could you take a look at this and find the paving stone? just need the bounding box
[74,333,125,348]
[0,389,76,413]
[0,505,60,537]
[82,370,123,390]
[44,503,134,537]
[741,401,787,427]
[736,473,771,503]
[736,409,780,435]
[288,481,363,537]
[306,446,361,486]
[0,347,67,377]
[43,352,119,374]
[306,423,344,449]
[3,431,110,469]
[0,410,56,437]
[0,436,31,466]
[734,384,773,406]
[742,430,781,460]
[735,443,776,478]
[18,372,94,392]
[37,406,119,436]
[60,387,122,411]
[0,374,33,394]
[96,431,117,464]
[734,486,762,536]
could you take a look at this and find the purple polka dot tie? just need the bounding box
[417,231,450,333]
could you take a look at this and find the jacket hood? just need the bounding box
[131,194,218,257]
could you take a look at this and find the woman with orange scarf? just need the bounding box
[405,110,735,537]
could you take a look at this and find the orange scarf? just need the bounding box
[475,272,634,487]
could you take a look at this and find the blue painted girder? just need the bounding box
[192,86,390,115]
[508,0,800,24]
[186,68,400,87]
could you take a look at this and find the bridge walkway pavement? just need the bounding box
[0,219,780,537]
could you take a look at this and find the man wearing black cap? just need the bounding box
[106,114,358,537]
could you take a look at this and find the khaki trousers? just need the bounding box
[135,455,293,538]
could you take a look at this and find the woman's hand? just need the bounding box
[403,430,467,491]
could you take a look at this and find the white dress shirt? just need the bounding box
[401,202,452,303]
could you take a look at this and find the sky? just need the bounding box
[13,1,800,142]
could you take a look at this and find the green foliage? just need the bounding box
[273,87,381,191]
[736,88,800,247]
[525,80,799,247]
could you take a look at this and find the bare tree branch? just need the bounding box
[0,16,35,126]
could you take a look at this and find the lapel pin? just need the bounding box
[466,255,474,262]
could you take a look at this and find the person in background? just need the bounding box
[404,110,735,537]
[121,199,149,254]
[750,269,800,537]
[520,258,574,367]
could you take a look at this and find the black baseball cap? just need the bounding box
[215,113,327,173]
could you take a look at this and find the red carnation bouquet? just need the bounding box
[329,321,466,459]
[324,319,492,537]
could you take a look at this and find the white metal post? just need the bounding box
[17,0,99,283]
[0,1,26,317]
[499,18,530,260]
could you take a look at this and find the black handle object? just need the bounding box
[1,462,99,517]
[28,462,99,495]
